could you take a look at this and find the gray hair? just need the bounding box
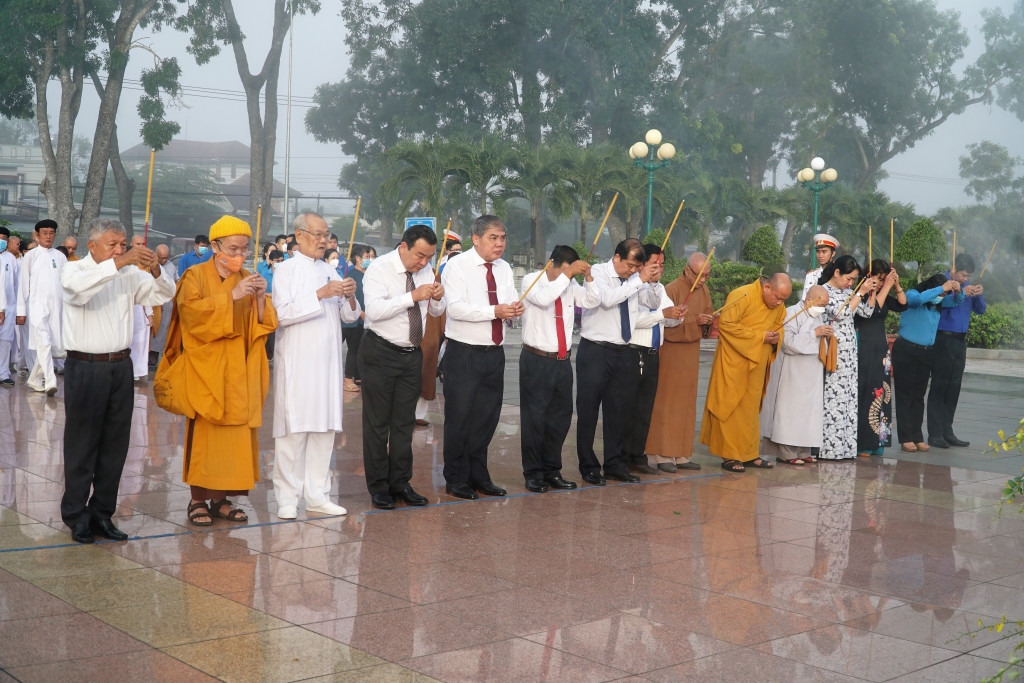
[87,218,126,242]
[472,214,504,238]
[292,211,325,233]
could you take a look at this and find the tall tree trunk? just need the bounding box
[381,213,394,246]
[530,198,542,263]
[90,72,136,234]
[579,207,588,246]
[80,1,154,227]
[35,1,85,235]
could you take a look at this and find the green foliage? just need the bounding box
[0,117,35,145]
[137,57,183,150]
[966,303,1024,350]
[895,218,948,282]
[99,165,225,237]
[740,225,785,271]
[707,261,762,310]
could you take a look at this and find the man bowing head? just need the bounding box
[271,212,360,519]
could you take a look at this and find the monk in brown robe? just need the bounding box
[646,252,715,472]
[700,273,790,473]
[172,216,278,525]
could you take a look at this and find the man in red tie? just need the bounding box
[518,246,599,492]
[439,215,523,499]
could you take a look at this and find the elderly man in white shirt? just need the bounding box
[16,219,67,395]
[575,238,662,486]
[439,215,523,500]
[271,212,360,519]
[360,224,445,509]
[622,243,686,475]
[518,245,599,493]
[59,218,175,544]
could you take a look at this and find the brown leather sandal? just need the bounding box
[188,500,212,526]
[210,499,248,523]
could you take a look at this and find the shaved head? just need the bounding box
[687,252,707,270]
[805,284,829,306]
[762,273,792,308]
[130,234,145,249]
[155,244,170,263]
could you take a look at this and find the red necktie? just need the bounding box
[554,296,568,359]
[485,262,502,345]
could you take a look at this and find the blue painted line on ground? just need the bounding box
[0,472,727,552]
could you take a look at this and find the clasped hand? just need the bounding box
[494,302,524,319]
[233,274,268,301]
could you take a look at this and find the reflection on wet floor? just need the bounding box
[0,363,1022,682]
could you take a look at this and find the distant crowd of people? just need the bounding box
[2,216,989,544]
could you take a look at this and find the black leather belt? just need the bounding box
[447,339,502,352]
[584,338,628,352]
[67,348,131,362]
[366,330,418,354]
[523,344,570,361]
[628,344,660,355]
[896,337,933,350]
[937,330,966,338]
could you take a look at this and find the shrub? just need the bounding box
[741,225,785,272]
[708,260,762,310]
[966,302,1024,349]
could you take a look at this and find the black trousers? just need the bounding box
[576,338,639,477]
[358,332,422,495]
[442,340,504,486]
[343,325,364,380]
[623,347,660,466]
[519,350,573,480]
[60,355,134,529]
[892,337,933,444]
[927,332,967,439]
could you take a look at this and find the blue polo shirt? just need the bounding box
[898,286,966,346]
[177,248,213,277]
[937,271,987,333]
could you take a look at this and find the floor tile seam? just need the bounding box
[216,583,417,621]
[335,570,531,606]
[879,651,1008,683]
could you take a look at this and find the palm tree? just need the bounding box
[381,138,461,222]
[450,134,518,215]
[502,143,575,259]
[561,143,619,244]
[605,154,676,243]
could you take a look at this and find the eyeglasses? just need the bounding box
[298,228,329,241]
[213,239,251,258]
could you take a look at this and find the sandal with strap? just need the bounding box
[721,459,745,473]
[744,457,775,469]
[777,458,805,465]
[188,500,213,526]
[209,499,248,523]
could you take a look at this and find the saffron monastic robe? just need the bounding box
[176,259,277,491]
[699,281,785,461]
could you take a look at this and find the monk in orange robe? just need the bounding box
[700,274,790,472]
[172,216,277,525]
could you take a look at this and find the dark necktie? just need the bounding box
[554,296,568,359]
[652,317,660,350]
[406,272,422,346]
[485,262,502,345]
[619,277,631,342]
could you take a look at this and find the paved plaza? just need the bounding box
[0,336,1023,682]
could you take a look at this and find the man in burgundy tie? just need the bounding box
[439,215,523,499]
[518,246,599,492]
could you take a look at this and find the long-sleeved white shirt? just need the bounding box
[271,252,361,437]
[363,248,445,347]
[441,248,517,346]
[520,270,599,353]
[629,283,682,348]
[60,254,176,354]
[579,259,661,344]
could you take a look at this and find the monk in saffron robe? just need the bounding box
[174,216,277,525]
[700,273,790,473]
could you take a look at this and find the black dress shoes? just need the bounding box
[581,472,606,486]
[71,525,94,544]
[605,470,641,483]
[525,479,549,493]
[392,487,428,506]
[544,476,577,490]
[927,436,951,449]
[473,482,507,497]
[445,484,479,500]
[371,492,396,510]
[945,434,970,447]
[628,463,658,475]
[91,518,128,541]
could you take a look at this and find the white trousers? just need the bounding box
[27,337,54,390]
[273,431,336,509]
[0,340,10,380]
[130,307,150,379]
[16,325,33,371]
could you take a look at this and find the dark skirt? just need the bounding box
[855,304,901,453]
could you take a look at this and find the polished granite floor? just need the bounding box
[1,341,1023,682]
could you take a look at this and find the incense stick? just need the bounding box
[682,247,715,305]
[774,294,823,332]
[434,218,452,279]
[660,200,685,251]
[143,149,155,246]
[828,277,866,324]
[978,241,997,280]
[345,196,362,265]
[712,292,747,316]
[517,261,552,304]
[587,193,618,259]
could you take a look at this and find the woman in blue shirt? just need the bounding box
[892,273,964,452]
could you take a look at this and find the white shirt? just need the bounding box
[0,252,19,343]
[363,248,445,347]
[520,271,599,353]
[579,259,661,344]
[19,246,68,350]
[803,267,822,300]
[60,254,175,354]
[629,284,681,348]
[441,248,517,346]
[272,252,361,437]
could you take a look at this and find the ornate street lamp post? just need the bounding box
[630,129,676,238]
[797,156,838,265]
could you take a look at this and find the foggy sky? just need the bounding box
[49,0,1023,219]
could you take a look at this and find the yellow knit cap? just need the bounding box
[209,215,252,241]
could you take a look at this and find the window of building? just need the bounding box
[0,189,9,205]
